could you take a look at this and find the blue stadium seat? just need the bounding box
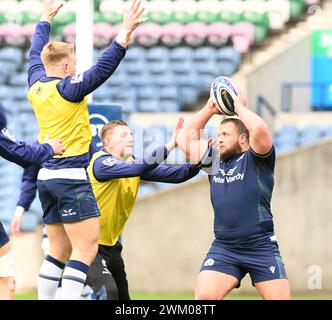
[105,70,127,87]
[146,47,170,63]
[111,87,138,113]
[274,125,300,150]
[16,101,32,112]
[94,85,112,102]
[148,61,169,75]
[0,47,23,66]
[138,99,160,113]
[298,125,322,146]
[0,98,15,113]
[9,73,27,87]
[0,61,19,77]
[0,73,8,85]
[159,86,179,101]
[275,141,298,153]
[149,72,175,86]
[193,46,217,63]
[278,124,299,135]
[19,113,39,142]
[170,47,193,62]
[196,74,215,91]
[123,60,147,74]
[6,114,23,137]
[126,72,150,86]
[195,60,218,77]
[123,47,146,63]
[217,47,242,68]
[160,101,181,112]
[174,71,199,86]
[12,85,28,101]
[0,86,16,101]
[171,60,193,75]
[159,86,181,112]
[180,86,199,104]
[322,125,332,138]
[137,86,160,112]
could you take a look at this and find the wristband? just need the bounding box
[116,28,131,47]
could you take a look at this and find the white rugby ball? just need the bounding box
[210,76,239,116]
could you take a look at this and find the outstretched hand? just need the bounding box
[116,0,148,47]
[166,117,184,151]
[41,0,63,23]
[122,0,148,32]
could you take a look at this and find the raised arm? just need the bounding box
[177,97,220,164]
[234,93,272,155]
[93,117,183,181]
[58,0,147,102]
[28,0,63,87]
[93,146,169,181]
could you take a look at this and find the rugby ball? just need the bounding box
[210,76,239,116]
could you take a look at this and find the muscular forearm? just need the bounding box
[235,103,272,154]
[177,102,216,164]
[235,105,268,135]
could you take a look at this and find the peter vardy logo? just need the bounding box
[213,172,245,184]
[62,209,77,217]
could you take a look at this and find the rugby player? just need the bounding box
[27,0,145,299]
[176,92,291,300]
[0,104,64,300]
[85,119,201,299]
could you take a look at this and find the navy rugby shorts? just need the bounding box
[200,237,288,286]
[38,178,100,224]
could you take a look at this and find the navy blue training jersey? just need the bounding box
[206,146,276,245]
[0,127,54,168]
[93,146,199,182]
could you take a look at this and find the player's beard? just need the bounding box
[220,141,242,161]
